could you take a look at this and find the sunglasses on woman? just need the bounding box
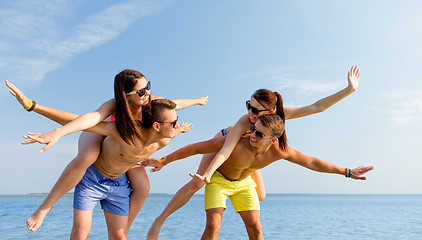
[157,116,179,128]
[250,123,266,140]
[126,81,151,97]
[246,100,268,115]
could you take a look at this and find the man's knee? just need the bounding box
[108,231,127,240]
[205,219,221,233]
[246,221,262,235]
[70,227,90,240]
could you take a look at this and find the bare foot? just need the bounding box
[26,207,51,232]
[147,219,163,240]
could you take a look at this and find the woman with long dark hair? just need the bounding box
[6,69,207,234]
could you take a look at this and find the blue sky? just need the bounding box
[1,0,421,194]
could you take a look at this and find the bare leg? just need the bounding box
[104,210,128,240]
[201,208,225,240]
[125,165,150,234]
[147,127,266,239]
[26,132,104,232]
[147,152,217,240]
[251,170,266,201]
[70,209,93,240]
[238,210,263,240]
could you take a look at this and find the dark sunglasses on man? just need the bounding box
[246,100,269,115]
[250,123,266,140]
[157,116,179,128]
[126,81,151,97]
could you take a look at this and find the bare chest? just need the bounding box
[102,137,159,165]
[224,147,276,171]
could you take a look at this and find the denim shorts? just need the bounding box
[73,165,132,216]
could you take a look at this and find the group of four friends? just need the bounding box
[6,66,373,240]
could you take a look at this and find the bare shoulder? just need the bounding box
[100,98,115,108]
[237,114,251,125]
[230,114,251,133]
[98,98,116,115]
[157,137,171,149]
[106,98,116,104]
[269,143,290,161]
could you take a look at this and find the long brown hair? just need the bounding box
[252,89,287,151]
[114,69,147,144]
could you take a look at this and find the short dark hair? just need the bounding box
[141,99,177,128]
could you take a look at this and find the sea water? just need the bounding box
[0,194,421,239]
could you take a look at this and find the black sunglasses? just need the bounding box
[250,123,265,140]
[157,116,179,128]
[127,81,151,97]
[246,100,268,115]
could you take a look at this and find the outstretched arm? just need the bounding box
[194,115,251,181]
[6,80,80,125]
[141,137,225,172]
[173,96,208,110]
[6,81,116,151]
[28,99,115,150]
[283,146,374,180]
[23,120,117,151]
[151,95,208,110]
[284,66,360,120]
[21,100,115,152]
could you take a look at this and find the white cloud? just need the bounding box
[274,74,344,95]
[0,0,167,84]
[380,90,422,125]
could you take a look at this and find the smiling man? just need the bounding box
[142,114,374,240]
[23,98,191,240]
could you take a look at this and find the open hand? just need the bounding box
[5,80,32,109]
[141,158,165,172]
[350,165,374,180]
[189,173,211,183]
[178,122,193,133]
[21,129,62,152]
[197,96,208,106]
[347,66,360,92]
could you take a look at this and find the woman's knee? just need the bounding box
[189,178,206,191]
[130,184,150,199]
[68,154,96,170]
[77,132,104,157]
[127,167,150,198]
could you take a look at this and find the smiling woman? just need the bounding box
[5,68,206,236]
[145,66,361,239]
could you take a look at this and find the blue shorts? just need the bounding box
[73,165,132,216]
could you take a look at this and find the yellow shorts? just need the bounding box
[204,171,260,213]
